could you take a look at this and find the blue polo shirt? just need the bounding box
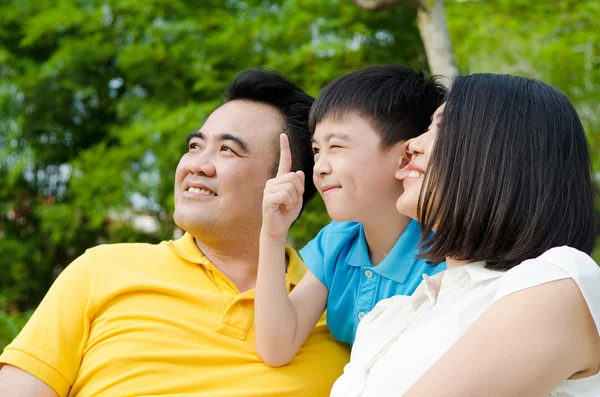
[299,220,445,345]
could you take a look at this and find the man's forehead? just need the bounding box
[201,100,283,142]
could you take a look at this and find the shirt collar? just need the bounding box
[347,220,423,284]
[462,261,506,281]
[168,232,306,287]
[169,232,214,269]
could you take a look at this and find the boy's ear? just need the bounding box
[394,141,411,180]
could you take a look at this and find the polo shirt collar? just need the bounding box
[347,220,423,284]
[169,232,306,287]
[170,232,214,268]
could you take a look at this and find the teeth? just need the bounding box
[188,187,216,196]
[408,170,423,178]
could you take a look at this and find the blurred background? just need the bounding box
[1,0,599,349]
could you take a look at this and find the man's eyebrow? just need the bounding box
[187,130,204,144]
[311,132,350,143]
[186,131,250,153]
[215,133,250,153]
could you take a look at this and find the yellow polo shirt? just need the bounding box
[0,233,349,397]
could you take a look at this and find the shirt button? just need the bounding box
[451,273,461,282]
[358,312,366,320]
[365,270,373,278]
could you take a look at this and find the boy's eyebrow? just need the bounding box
[311,132,350,143]
[186,130,250,153]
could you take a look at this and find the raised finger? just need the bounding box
[277,133,292,176]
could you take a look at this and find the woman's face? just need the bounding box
[395,103,445,220]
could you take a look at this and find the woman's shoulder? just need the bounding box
[495,246,600,303]
[493,246,600,352]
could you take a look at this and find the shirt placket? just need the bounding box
[356,274,440,397]
[437,270,468,302]
[355,267,378,335]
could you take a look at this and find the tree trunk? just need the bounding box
[417,0,457,84]
[354,0,458,85]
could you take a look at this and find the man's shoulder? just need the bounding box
[84,240,165,257]
[77,240,171,270]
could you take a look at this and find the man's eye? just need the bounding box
[221,145,237,154]
[312,147,320,155]
[189,143,199,150]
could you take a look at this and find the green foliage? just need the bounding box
[2,0,600,347]
[0,311,32,349]
[0,0,425,319]
[446,0,600,170]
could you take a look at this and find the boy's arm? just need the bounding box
[0,365,59,397]
[255,235,328,367]
[255,134,329,367]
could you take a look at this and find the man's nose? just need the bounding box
[185,154,217,177]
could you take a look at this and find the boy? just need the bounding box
[255,65,447,366]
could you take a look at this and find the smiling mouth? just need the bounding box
[407,170,424,179]
[321,186,341,195]
[186,187,217,196]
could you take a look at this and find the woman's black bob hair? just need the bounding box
[419,73,597,270]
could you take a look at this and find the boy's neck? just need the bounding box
[362,211,412,266]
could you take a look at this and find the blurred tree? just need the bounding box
[0,0,427,313]
[354,0,458,82]
[1,0,599,336]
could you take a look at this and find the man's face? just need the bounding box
[312,113,406,223]
[173,100,282,237]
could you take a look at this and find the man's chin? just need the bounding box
[173,211,211,232]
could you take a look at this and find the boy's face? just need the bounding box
[312,113,406,223]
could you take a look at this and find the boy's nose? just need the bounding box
[313,156,332,177]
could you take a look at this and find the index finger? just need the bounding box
[277,133,292,176]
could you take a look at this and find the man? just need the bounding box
[0,69,350,396]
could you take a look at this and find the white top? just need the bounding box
[331,246,600,397]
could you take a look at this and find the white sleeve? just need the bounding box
[492,246,600,335]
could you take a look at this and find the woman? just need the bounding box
[331,74,600,396]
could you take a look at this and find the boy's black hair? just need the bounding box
[309,65,447,147]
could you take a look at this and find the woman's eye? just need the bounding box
[312,147,320,155]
